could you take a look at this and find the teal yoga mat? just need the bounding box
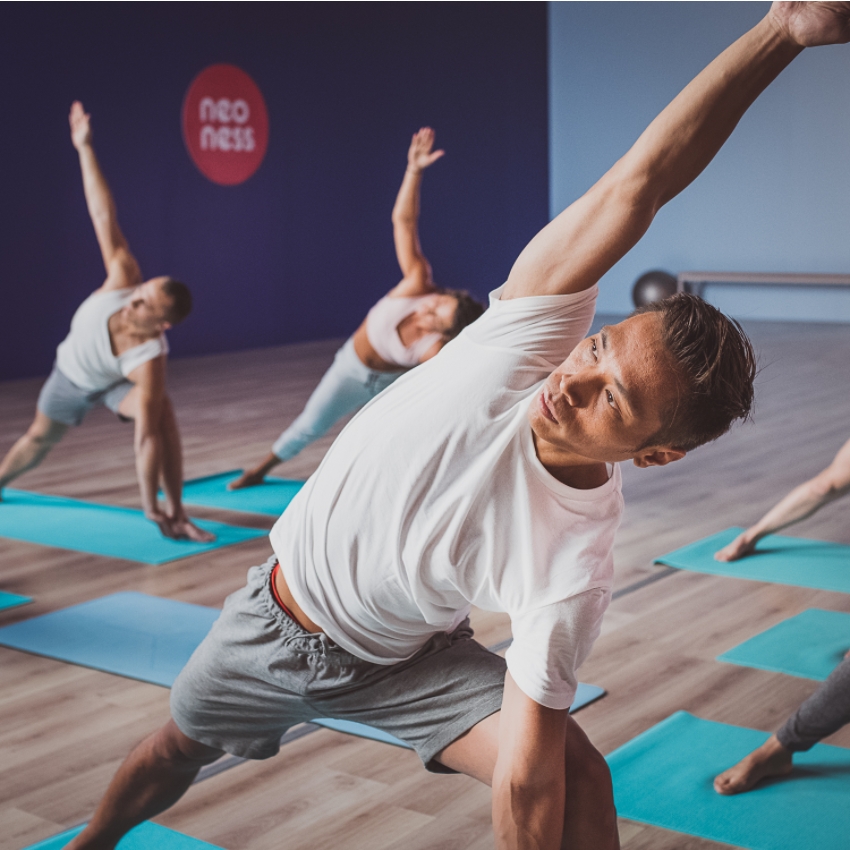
[607,711,850,850]
[655,527,850,594]
[0,590,31,611]
[177,471,303,517]
[25,821,223,849]
[719,608,850,681]
[0,489,265,564]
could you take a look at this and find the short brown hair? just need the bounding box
[162,278,193,325]
[442,289,486,339]
[635,293,756,452]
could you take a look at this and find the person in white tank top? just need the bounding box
[230,128,485,489]
[0,101,212,543]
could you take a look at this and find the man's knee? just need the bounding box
[149,720,224,771]
[26,415,67,448]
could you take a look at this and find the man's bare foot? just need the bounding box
[228,469,266,490]
[714,734,793,795]
[769,2,850,48]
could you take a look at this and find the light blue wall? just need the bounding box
[549,2,850,322]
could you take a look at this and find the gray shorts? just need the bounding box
[37,365,133,426]
[171,556,505,772]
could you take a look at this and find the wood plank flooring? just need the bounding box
[1,320,848,850]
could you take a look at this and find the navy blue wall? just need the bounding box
[0,2,548,380]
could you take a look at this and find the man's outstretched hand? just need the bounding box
[770,2,850,47]
[407,127,444,174]
[69,101,92,150]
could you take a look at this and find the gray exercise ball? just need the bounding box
[632,270,677,307]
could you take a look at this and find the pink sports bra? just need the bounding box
[364,296,443,368]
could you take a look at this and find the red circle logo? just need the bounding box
[182,64,269,186]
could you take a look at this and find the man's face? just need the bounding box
[528,312,683,468]
[123,277,174,334]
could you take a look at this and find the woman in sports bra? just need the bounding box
[230,128,484,490]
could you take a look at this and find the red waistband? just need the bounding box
[269,561,299,624]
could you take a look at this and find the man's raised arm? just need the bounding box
[69,101,142,290]
[503,2,850,301]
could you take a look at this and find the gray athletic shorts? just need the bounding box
[171,555,505,772]
[37,365,133,426]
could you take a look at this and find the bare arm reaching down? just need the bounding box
[387,127,444,298]
[122,358,214,542]
[492,675,618,850]
[716,437,850,561]
[503,2,850,301]
[69,101,142,292]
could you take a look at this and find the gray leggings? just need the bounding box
[777,654,850,751]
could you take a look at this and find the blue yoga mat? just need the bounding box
[0,489,265,564]
[0,591,606,752]
[656,527,850,594]
[607,710,850,850]
[719,608,850,681]
[26,821,223,850]
[312,684,606,749]
[176,471,304,517]
[0,590,32,611]
[0,592,220,686]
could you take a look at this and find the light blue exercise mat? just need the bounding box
[25,821,223,850]
[0,489,265,564]
[312,684,606,750]
[655,527,850,594]
[0,592,220,686]
[0,590,32,611]
[177,471,304,517]
[719,608,850,681]
[607,710,850,850]
[0,591,607,754]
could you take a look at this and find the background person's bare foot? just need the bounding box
[714,734,793,795]
[171,517,216,543]
[228,469,266,490]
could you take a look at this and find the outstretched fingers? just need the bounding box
[69,100,92,149]
[407,127,445,172]
[769,2,850,47]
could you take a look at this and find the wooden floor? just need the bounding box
[2,320,849,850]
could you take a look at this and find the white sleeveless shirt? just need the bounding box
[56,289,169,392]
[364,296,443,368]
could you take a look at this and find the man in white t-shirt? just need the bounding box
[0,102,212,542]
[68,5,850,849]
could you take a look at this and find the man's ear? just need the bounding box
[159,320,173,333]
[633,447,686,468]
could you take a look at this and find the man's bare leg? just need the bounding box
[437,712,619,849]
[65,720,223,850]
[713,734,793,795]
[0,411,68,497]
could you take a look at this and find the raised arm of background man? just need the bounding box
[70,102,213,542]
[488,4,850,847]
[716,436,850,561]
[386,127,444,297]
